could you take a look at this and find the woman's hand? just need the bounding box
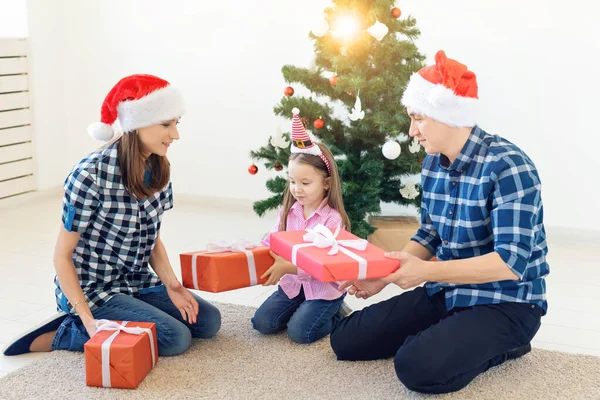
[167,281,199,324]
[81,317,98,338]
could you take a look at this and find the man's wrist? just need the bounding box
[422,260,438,282]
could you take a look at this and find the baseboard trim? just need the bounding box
[545,226,600,246]
[0,186,63,209]
[3,189,598,245]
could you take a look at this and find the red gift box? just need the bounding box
[270,225,400,282]
[85,320,158,389]
[180,240,273,292]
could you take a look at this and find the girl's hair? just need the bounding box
[116,131,170,199]
[278,142,350,231]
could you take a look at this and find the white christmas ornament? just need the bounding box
[409,136,420,153]
[367,20,389,41]
[270,126,289,149]
[400,183,419,200]
[382,140,401,160]
[348,93,365,121]
[311,19,329,37]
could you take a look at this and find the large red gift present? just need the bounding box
[85,320,158,389]
[180,240,273,292]
[270,224,400,282]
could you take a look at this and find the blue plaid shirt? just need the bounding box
[55,142,173,313]
[412,126,549,313]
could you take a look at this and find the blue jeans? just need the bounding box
[251,286,344,344]
[52,287,221,356]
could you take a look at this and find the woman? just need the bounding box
[4,74,221,357]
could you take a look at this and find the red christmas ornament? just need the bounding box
[330,75,338,86]
[313,118,325,130]
[248,164,258,175]
[284,86,294,97]
[273,162,283,171]
[392,7,402,18]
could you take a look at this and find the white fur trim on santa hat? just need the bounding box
[291,144,323,156]
[401,73,478,128]
[87,122,115,141]
[116,84,185,133]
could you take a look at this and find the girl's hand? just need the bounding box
[167,281,199,324]
[261,252,297,286]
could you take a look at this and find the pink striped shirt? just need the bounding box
[262,199,345,301]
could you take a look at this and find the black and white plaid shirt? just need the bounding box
[55,142,173,313]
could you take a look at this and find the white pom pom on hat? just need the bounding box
[87,122,115,141]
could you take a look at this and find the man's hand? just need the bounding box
[383,252,430,289]
[261,252,297,286]
[338,278,388,299]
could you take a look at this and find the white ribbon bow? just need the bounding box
[205,239,258,253]
[96,320,157,388]
[292,224,369,280]
[191,240,260,289]
[303,225,368,255]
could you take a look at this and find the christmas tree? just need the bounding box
[250,0,426,239]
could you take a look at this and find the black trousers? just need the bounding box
[330,287,542,394]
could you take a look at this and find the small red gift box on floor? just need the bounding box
[270,224,400,282]
[180,240,274,292]
[84,320,158,389]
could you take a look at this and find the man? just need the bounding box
[330,50,548,394]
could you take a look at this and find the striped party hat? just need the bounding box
[289,108,331,174]
[290,108,321,156]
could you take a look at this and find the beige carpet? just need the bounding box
[1,303,599,400]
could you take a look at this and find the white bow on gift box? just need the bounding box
[95,319,157,388]
[190,240,261,290]
[291,224,370,280]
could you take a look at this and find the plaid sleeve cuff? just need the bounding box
[62,169,99,233]
[411,229,441,255]
[495,244,529,280]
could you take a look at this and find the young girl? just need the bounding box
[251,108,351,344]
[3,74,221,357]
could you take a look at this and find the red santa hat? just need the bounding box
[401,50,478,128]
[290,108,331,174]
[87,74,185,141]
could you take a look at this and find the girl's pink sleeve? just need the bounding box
[261,211,282,247]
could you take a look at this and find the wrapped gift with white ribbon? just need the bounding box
[270,224,400,282]
[84,319,158,389]
[180,240,274,292]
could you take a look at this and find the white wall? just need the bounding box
[24,0,599,231]
[0,0,28,37]
[401,0,600,232]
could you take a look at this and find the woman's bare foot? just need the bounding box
[28,330,56,352]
